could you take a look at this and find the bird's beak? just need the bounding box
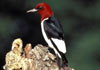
[27,8,39,13]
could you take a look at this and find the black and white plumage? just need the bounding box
[41,16,68,66]
[27,3,68,66]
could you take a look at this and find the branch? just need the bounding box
[3,38,74,70]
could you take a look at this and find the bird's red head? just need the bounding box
[27,3,54,21]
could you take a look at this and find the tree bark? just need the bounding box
[3,38,73,70]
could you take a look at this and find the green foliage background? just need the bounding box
[0,0,100,70]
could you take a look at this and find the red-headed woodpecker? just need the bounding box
[27,3,68,67]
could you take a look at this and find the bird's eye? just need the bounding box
[37,6,43,10]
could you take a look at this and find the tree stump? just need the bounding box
[3,38,74,70]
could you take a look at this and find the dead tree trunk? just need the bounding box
[3,38,73,70]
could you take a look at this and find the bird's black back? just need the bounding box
[44,16,64,39]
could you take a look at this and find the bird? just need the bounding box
[27,3,68,67]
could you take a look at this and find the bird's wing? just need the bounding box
[44,16,66,53]
[44,16,64,39]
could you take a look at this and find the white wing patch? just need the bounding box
[51,38,67,53]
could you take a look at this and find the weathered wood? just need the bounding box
[3,38,73,70]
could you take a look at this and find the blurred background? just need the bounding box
[0,0,100,70]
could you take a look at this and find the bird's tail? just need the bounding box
[60,52,68,67]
